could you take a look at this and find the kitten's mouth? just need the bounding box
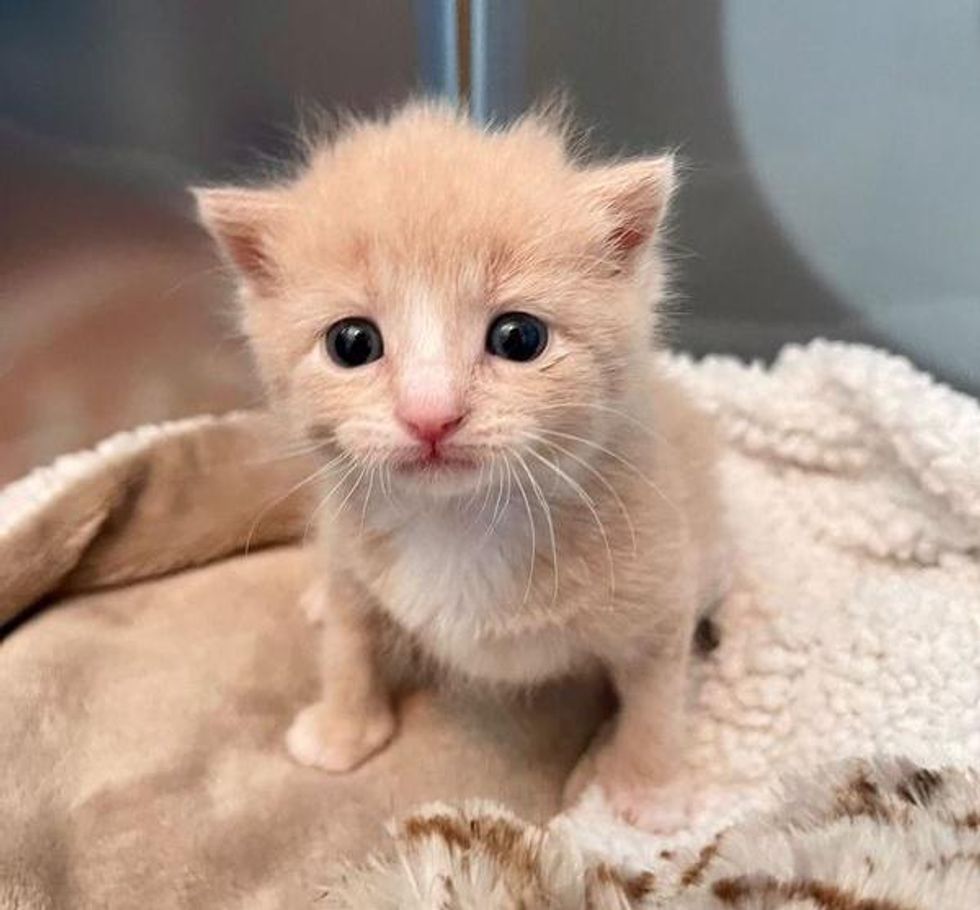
[395,448,477,475]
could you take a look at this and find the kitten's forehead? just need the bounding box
[319,104,571,199]
[285,106,592,277]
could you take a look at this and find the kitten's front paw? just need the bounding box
[285,701,396,772]
[601,776,700,833]
[589,750,700,833]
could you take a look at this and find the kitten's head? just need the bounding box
[194,102,674,498]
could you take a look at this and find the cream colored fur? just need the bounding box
[195,101,727,823]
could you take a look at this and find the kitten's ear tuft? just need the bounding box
[581,155,676,266]
[192,186,281,293]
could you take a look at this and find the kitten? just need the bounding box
[194,101,727,824]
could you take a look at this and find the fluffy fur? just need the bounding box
[194,101,727,822]
[322,758,980,909]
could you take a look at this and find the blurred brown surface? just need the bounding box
[0,133,259,485]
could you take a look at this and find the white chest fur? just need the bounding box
[361,504,587,685]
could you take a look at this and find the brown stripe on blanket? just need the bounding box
[895,768,942,807]
[924,850,980,872]
[401,812,540,877]
[834,770,893,822]
[589,864,657,903]
[679,834,722,887]
[712,874,916,910]
[950,811,980,830]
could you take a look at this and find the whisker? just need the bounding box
[468,458,497,529]
[302,458,360,544]
[521,445,616,602]
[381,461,411,518]
[511,449,559,607]
[532,401,666,442]
[329,463,369,527]
[525,431,638,557]
[506,453,537,605]
[535,427,680,518]
[485,454,511,538]
[538,351,572,373]
[462,459,489,519]
[244,451,348,555]
[359,464,377,533]
[240,440,328,468]
[380,462,393,502]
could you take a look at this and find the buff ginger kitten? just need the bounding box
[195,102,726,826]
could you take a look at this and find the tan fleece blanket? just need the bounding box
[0,414,605,909]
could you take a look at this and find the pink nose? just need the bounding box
[399,411,466,445]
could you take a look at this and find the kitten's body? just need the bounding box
[324,366,722,688]
[195,102,727,823]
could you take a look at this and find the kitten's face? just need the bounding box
[196,104,673,499]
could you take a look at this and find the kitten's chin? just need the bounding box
[391,456,484,498]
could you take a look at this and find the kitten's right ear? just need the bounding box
[192,186,281,294]
[580,155,676,269]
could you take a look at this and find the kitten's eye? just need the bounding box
[486,312,548,362]
[325,318,384,368]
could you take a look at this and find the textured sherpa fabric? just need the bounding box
[1,340,978,908]
[564,341,980,866]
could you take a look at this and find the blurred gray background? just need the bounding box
[2,0,978,482]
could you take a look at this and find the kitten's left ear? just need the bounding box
[581,155,676,266]
[192,186,282,295]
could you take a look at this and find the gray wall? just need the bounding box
[521,0,980,393]
[0,0,419,182]
[3,1,977,392]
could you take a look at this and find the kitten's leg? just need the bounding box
[570,633,695,830]
[286,571,395,772]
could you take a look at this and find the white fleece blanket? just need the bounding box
[559,339,980,873]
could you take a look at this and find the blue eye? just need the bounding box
[486,312,548,362]
[325,318,384,368]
